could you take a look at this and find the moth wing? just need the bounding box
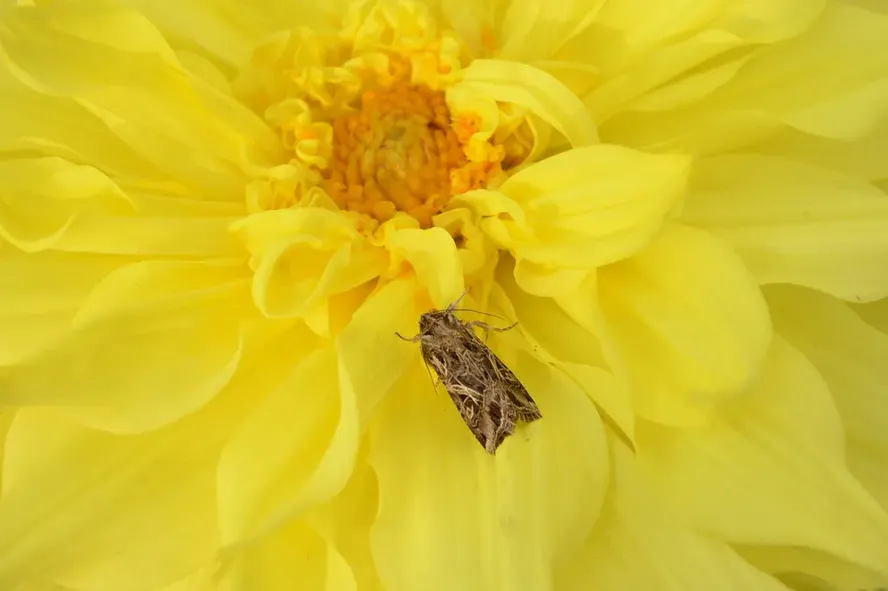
[488,350,543,424]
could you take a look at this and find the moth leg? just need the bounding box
[394,331,422,342]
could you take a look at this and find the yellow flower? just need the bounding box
[1,0,888,589]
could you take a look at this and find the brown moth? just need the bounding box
[397,291,542,454]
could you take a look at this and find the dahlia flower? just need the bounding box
[1,0,888,590]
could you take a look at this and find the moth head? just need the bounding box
[418,310,450,335]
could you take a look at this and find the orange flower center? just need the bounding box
[322,82,503,228]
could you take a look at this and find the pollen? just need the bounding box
[322,83,504,228]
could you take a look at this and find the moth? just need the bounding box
[397,291,542,454]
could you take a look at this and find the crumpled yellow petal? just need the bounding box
[0,1,277,198]
[0,251,123,365]
[604,2,888,152]
[684,154,888,303]
[386,227,463,308]
[369,337,608,591]
[582,0,825,119]
[598,223,771,425]
[0,261,249,433]
[766,285,888,512]
[0,158,130,252]
[0,157,242,257]
[235,209,387,320]
[456,59,598,148]
[0,403,235,590]
[636,336,888,576]
[557,438,788,591]
[457,145,690,270]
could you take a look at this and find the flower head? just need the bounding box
[2,0,888,590]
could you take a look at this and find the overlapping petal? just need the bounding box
[557,439,789,591]
[598,223,772,425]
[636,337,888,576]
[218,279,419,546]
[602,2,888,153]
[0,336,288,591]
[767,285,888,512]
[683,154,888,302]
[455,144,690,271]
[0,260,251,433]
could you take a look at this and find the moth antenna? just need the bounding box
[469,320,518,334]
[449,308,508,322]
[446,287,471,312]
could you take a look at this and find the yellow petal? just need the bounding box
[494,261,605,367]
[223,518,356,591]
[337,278,422,424]
[753,118,888,183]
[116,0,260,69]
[456,59,598,148]
[0,261,250,433]
[235,208,387,321]
[0,157,130,252]
[216,343,340,545]
[496,0,606,62]
[491,267,634,446]
[766,285,888,512]
[0,89,163,184]
[604,2,888,152]
[218,279,418,546]
[598,223,771,425]
[737,544,888,591]
[636,336,888,575]
[0,398,239,590]
[853,297,888,336]
[683,154,888,303]
[557,439,788,591]
[0,157,243,257]
[386,227,463,309]
[369,339,608,591]
[0,251,123,365]
[466,145,690,270]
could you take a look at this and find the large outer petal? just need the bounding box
[683,154,888,303]
[597,223,771,425]
[0,260,251,433]
[766,285,888,513]
[556,438,790,591]
[368,336,607,591]
[636,337,888,576]
[217,279,420,546]
[0,327,299,591]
